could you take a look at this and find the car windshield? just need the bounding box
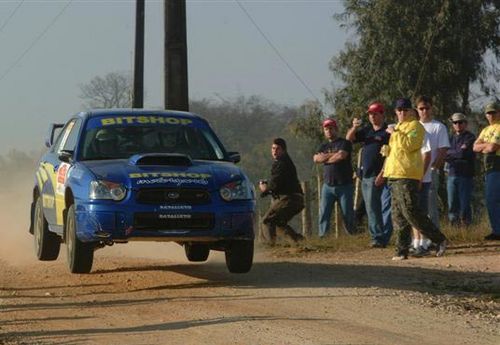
[80,124,226,161]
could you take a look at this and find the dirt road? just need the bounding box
[1,186,499,345]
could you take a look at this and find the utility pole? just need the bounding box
[164,0,189,111]
[132,0,145,108]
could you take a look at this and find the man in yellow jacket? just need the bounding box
[382,98,447,260]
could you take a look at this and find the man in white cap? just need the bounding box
[445,113,476,226]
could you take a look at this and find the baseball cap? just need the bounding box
[367,102,384,114]
[484,101,500,113]
[322,118,337,128]
[394,98,412,109]
[449,113,467,122]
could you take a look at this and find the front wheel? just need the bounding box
[66,204,94,273]
[34,197,60,261]
[225,240,254,273]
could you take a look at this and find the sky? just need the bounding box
[0,0,350,154]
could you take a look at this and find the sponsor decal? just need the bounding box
[159,214,192,219]
[130,172,211,186]
[55,163,71,195]
[129,172,211,179]
[159,205,192,210]
[100,116,192,126]
[136,177,209,186]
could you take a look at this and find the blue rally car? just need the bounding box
[29,109,256,274]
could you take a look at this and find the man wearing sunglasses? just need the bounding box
[383,98,447,260]
[473,102,500,241]
[445,113,476,226]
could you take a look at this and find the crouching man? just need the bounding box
[259,138,305,244]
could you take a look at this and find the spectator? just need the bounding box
[409,96,450,257]
[382,98,447,260]
[445,113,476,226]
[415,95,450,228]
[314,118,356,237]
[473,102,500,241]
[346,102,392,247]
[259,138,304,245]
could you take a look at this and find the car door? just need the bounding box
[40,118,82,228]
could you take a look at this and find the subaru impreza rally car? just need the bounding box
[29,109,255,274]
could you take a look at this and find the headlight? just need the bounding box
[89,180,127,201]
[219,179,253,201]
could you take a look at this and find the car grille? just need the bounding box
[135,188,210,205]
[134,212,214,231]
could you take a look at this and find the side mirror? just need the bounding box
[58,150,74,163]
[227,151,241,163]
[45,123,65,148]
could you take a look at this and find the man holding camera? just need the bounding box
[259,138,305,244]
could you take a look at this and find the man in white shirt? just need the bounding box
[411,96,450,256]
[416,95,450,228]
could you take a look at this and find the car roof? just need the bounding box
[75,109,206,122]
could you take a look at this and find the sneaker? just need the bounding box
[391,254,408,261]
[435,240,447,257]
[370,242,386,248]
[484,233,500,241]
[411,246,430,258]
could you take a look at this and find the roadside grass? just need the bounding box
[263,213,493,252]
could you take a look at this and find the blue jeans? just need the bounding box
[486,171,500,235]
[319,183,355,237]
[361,177,385,245]
[428,169,440,229]
[418,182,431,215]
[381,183,393,244]
[447,175,473,225]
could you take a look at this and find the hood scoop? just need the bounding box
[129,153,193,166]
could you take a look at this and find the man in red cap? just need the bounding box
[346,102,392,247]
[314,118,356,237]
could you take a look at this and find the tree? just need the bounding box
[79,71,132,109]
[329,0,500,120]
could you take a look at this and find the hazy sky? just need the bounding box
[0,0,349,154]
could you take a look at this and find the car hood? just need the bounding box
[79,156,243,190]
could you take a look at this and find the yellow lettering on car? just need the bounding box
[128,172,211,179]
[100,116,192,126]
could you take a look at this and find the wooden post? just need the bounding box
[301,181,312,238]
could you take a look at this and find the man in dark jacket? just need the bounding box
[259,138,304,244]
[445,113,476,226]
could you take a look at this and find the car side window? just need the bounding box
[62,119,82,152]
[52,119,81,153]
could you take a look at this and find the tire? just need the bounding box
[66,204,94,273]
[225,240,254,273]
[184,243,210,262]
[34,197,60,261]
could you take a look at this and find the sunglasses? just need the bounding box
[452,121,466,125]
[395,107,410,112]
[418,107,430,111]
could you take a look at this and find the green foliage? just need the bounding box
[330,0,500,120]
[190,95,315,183]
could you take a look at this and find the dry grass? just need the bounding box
[265,213,494,252]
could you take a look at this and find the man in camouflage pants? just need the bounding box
[382,98,447,260]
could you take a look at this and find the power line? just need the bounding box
[0,1,72,83]
[234,0,321,105]
[0,0,25,35]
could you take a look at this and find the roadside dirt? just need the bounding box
[1,187,499,345]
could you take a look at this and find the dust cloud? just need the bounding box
[0,171,224,268]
